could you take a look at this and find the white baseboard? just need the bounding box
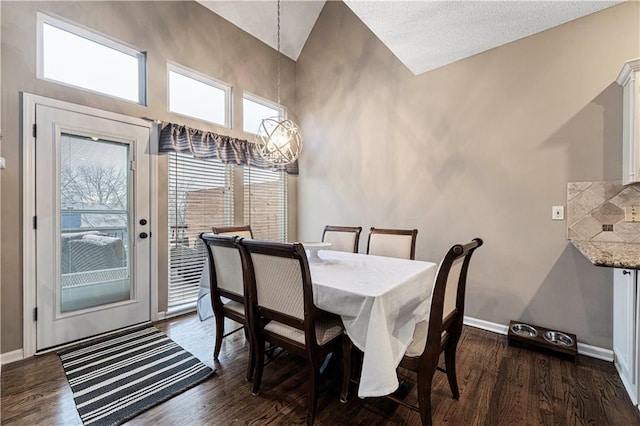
[463,316,509,335]
[0,316,615,365]
[578,343,614,362]
[463,316,613,362]
[1,349,24,365]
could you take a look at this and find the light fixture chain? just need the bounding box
[256,0,302,166]
[276,0,281,106]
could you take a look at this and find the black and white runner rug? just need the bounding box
[58,326,214,425]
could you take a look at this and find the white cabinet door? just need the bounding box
[616,59,640,185]
[613,268,638,405]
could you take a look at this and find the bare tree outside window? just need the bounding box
[61,165,127,210]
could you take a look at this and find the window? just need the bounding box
[37,13,146,104]
[168,153,233,309]
[168,64,232,127]
[243,92,286,135]
[244,167,287,242]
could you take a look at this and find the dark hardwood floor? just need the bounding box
[2,313,639,425]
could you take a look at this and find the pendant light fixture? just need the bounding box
[256,0,303,165]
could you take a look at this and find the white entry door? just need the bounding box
[35,104,151,350]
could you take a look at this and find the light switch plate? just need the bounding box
[625,206,640,222]
[552,206,564,220]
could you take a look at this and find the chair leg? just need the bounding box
[340,335,352,403]
[306,361,320,426]
[416,361,437,426]
[246,329,255,382]
[444,345,460,400]
[416,370,435,426]
[213,314,225,360]
[251,337,265,396]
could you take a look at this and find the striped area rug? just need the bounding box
[58,326,215,425]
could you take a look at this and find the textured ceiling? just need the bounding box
[344,1,624,74]
[198,0,624,75]
[198,1,326,60]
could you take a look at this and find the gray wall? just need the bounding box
[1,1,297,354]
[295,1,640,348]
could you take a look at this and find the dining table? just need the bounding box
[197,248,438,398]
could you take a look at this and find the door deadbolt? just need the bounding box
[139,219,147,225]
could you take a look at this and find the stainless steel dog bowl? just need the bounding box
[543,331,574,346]
[510,323,538,338]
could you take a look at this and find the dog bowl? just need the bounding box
[510,323,538,338]
[543,331,574,346]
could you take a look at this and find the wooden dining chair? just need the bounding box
[385,238,483,426]
[199,233,254,381]
[322,225,362,253]
[366,227,418,260]
[212,225,254,239]
[239,239,352,425]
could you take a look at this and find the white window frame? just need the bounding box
[36,12,147,105]
[242,91,287,135]
[167,62,233,128]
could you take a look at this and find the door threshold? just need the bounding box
[35,321,152,355]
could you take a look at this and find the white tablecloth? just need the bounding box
[197,250,438,398]
[197,262,214,321]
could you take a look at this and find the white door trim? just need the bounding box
[22,93,159,357]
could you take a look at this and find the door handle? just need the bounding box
[139,232,149,239]
[623,270,631,275]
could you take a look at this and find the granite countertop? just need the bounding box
[570,240,640,269]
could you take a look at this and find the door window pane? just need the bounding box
[60,134,131,312]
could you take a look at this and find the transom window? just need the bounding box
[243,92,286,135]
[167,63,232,127]
[37,12,146,104]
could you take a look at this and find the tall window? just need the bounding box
[167,63,232,127]
[168,153,233,309]
[243,92,286,135]
[37,12,146,104]
[244,168,287,242]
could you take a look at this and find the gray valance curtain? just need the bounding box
[158,122,298,175]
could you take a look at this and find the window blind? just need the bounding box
[243,167,287,242]
[168,152,233,309]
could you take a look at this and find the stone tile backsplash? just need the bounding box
[567,181,640,243]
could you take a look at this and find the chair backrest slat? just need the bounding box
[442,257,464,320]
[210,244,245,297]
[212,225,254,239]
[322,225,362,253]
[199,233,246,305]
[251,253,305,320]
[367,227,418,260]
[425,238,483,358]
[241,239,318,335]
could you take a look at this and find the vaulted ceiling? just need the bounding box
[198,0,624,75]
